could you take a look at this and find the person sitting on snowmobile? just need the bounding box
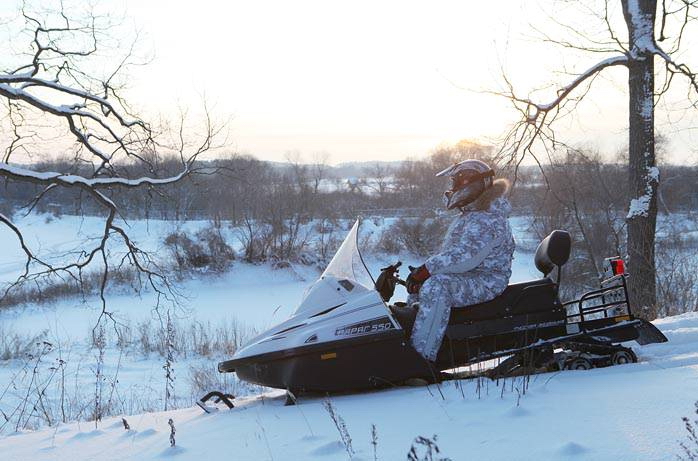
[406,159,515,363]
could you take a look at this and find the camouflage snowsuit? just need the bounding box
[409,197,515,361]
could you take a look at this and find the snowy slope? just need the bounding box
[2,313,697,461]
[0,213,540,440]
[1,213,696,460]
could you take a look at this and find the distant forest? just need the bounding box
[2,140,696,223]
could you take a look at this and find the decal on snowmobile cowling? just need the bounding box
[335,316,395,337]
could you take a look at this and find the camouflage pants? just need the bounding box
[409,273,505,361]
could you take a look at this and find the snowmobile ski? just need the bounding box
[197,391,235,413]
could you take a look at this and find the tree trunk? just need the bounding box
[622,0,659,318]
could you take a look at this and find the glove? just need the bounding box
[375,266,398,302]
[406,264,430,294]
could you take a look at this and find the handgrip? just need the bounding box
[380,261,402,273]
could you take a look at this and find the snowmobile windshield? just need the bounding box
[294,220,375,316]
[321,219,374,290]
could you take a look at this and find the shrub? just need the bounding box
[236,218,272,263]
[164,224,236,273]
[656,238,698,318]
[0,268,138,310]
[376,216,448,257]
[164,231,211,271]
[313,219,342,264]
[187,362,236,401]
[195,225,235,272]
[0,326,47,361]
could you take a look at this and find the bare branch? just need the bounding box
[490,54,628,169]
[0,3,225,319]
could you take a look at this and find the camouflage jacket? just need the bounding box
[425,197,515,285]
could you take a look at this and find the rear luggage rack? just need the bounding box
[563,274,633,333]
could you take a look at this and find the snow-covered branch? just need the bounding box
[525,55,629,121]
[0,3,224,318]
[496,0,698,168]
[0,162,193,188]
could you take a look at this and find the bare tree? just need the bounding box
[362,162,393,198]
[310,151,331,195]
[530,149,628,296]
[495,0,698,317]
[284,150,313,214]
[0,3,224,319]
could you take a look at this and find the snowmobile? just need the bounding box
[213,219,667,397]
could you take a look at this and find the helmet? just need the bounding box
[436,159,495,210]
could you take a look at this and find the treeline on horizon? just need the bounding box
[1,139,696,223]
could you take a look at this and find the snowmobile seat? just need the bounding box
[449,278,559,323]
[391,278,560,334]
[392,230,570,332]
[449,230,570,323]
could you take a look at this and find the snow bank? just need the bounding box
[2,313,698,460]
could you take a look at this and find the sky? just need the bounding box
[4,0,698,164]
[122,0,526,163]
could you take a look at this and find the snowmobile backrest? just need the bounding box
[534,230,571,276]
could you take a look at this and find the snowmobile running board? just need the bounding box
[197,391,235,413]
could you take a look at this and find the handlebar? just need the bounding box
[375,260,406,302]
[380,261,402,272]
[379,261,406,286]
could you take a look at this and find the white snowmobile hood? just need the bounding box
[231,220,401,361]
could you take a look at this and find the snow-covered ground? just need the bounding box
[0,213,539,433]
[0,213,696,460]
[2,313,697,460]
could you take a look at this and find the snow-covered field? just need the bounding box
[0,213,539,340]
[0,213,696,460]
[2,313,697,460]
